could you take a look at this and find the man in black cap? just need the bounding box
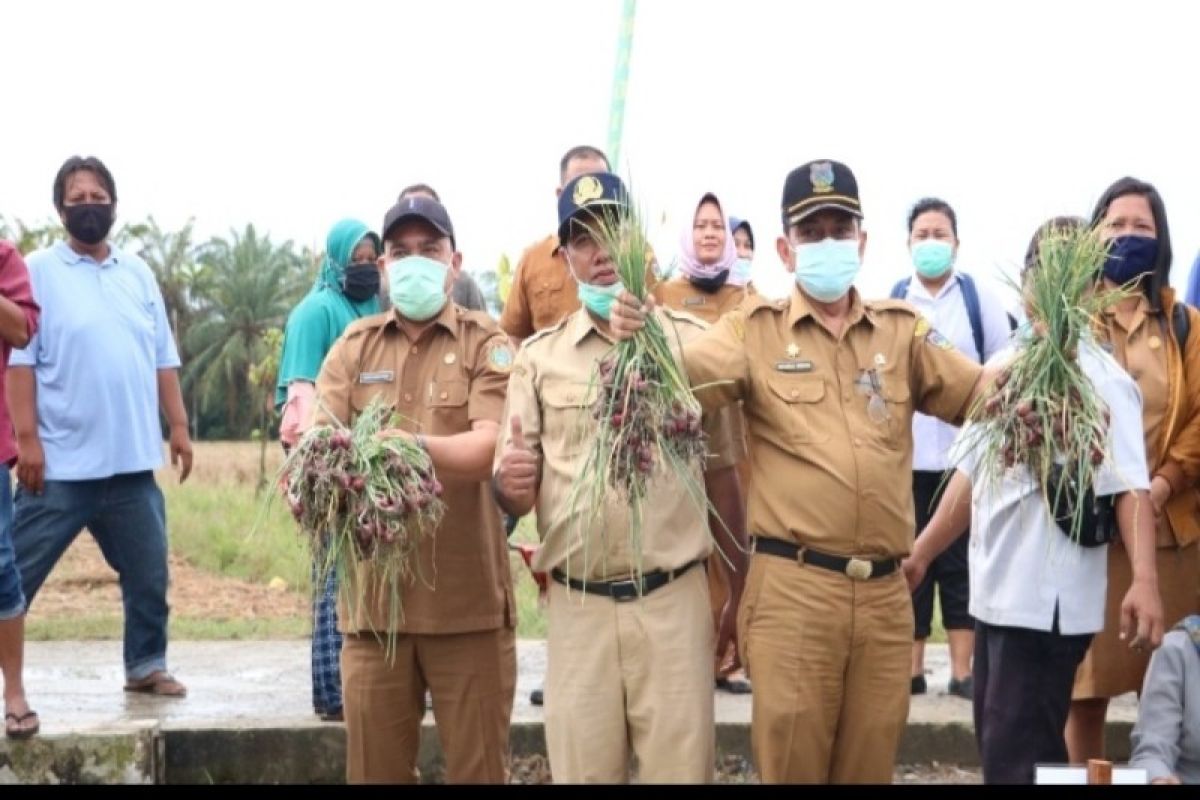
[607,160,999,782]
[312,194,517,783]
[493,171,745,783]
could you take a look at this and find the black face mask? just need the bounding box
[63,203,115,245]
[689,269,730,293]
[342,262,381,302]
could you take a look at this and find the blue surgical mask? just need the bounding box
[1102,235,1158,285]
[387,256,449,321]
[577,279,625,319]
[911,240,954,279]
[792,238,860,303]
[730,257,754,285]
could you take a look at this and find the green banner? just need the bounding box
[606,0,638,169]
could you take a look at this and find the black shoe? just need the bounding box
[530,687,544,706]
[911,675,927,695]
[947,675,973,700]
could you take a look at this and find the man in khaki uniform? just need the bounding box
[494,172,747,783]
[499,145,612,343]
[313,195,517,784]
[611,160,996,783]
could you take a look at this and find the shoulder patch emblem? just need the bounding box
[925,328,954,350]
[913,317,931,338]
[487,341,515,373]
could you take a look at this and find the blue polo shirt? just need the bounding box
[9,242,181,481]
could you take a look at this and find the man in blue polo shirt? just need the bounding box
[7,155,193,697]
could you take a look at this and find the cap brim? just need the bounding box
[557,200,627,241]
[786,201,863,226]
[383,212,453,244]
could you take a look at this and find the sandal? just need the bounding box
[124,671,188,698]
[5,709,40,740]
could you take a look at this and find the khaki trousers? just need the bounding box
[545,565,715,783]
[341,627,516,784]
[739,552,912,783]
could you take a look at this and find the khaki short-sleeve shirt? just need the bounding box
[682,288,982,557]
[314,302,516,634]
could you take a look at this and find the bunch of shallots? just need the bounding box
[281,396,444,633]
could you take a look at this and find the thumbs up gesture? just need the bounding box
[497,415,539,513]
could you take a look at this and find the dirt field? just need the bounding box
[34,533,306,623]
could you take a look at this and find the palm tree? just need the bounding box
[185,225,308,438]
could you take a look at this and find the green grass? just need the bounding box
[509,516,546,638]
[162,481,312,594]
[26,615,310,641]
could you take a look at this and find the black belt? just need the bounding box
[549,560,701,602]
[753,537,899,581]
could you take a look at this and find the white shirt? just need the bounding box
[954,340,1148,635]
[904,271,1013,472]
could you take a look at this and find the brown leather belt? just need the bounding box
[753,537,899,581]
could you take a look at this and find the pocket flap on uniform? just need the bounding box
[767,377,825,404]
[429,379,468,408]
[542,380,595,409]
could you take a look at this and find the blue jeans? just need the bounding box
[13,472,170,680]
[0,466,24,620]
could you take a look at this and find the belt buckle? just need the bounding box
[608,579,640,602]
[845,558,873,581]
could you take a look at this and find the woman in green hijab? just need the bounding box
[276,218,381,722]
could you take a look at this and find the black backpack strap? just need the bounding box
[1173,302,1190,350]
[956,273,986,363]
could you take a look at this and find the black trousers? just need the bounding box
[974,615,1093,784]
[911,470,973,638]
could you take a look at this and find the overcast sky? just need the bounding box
[4,0,1197,305]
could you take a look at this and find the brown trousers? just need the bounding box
[739,552,912,783]
[545,565,715,783]
[341,627,517,784]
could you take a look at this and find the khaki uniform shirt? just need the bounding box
[499,235,580,339]
[495,307,743,580]
[682,288,982,558]
[1100,297,1174,547]
[653,279,746,325]
[313,303,516,634]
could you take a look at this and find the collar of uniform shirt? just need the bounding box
[787,286,876,330]
[568,307,617,346]
[382,300,461,339]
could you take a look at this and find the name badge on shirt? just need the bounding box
[683,297,706,307]
[357,370,395,385]
[775,360,813,374]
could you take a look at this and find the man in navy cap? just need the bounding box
[607,160,1003,782]
[313,194,517,783]
[493,172,745,783]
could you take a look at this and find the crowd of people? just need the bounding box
[1,148,1198,785]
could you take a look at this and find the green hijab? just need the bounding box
[276,219,382,408]
[313,218,381,292]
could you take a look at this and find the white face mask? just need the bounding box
[729,257,753,285]
[792,238,861,302]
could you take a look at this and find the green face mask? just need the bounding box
[387,255,449,321]
[577,279,624,319]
